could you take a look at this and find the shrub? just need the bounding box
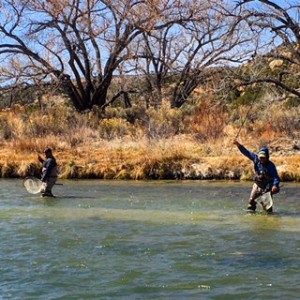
[268,108,300,138]
[231,87,263,107]
[0,116,13,140]
[285,97,300,108]
[144,101,186,139]
[191,98,229,141]
[98,118,132,140]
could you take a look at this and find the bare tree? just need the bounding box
[128,0,258,108]
[234,0,300,98]
[127,26,184,108]
[0,0,206,111]
[0,0,143,110]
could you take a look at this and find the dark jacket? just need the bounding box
[237,145,280,190]
[41,156,58,181]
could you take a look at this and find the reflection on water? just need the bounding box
[0,179,300,299]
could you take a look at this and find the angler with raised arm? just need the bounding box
[233,140,280,213]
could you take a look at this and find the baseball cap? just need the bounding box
[258,150,266,158]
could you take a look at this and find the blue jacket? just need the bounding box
[237,145,280,189]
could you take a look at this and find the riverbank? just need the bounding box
[1,96,300,181]
[1,135,299,181]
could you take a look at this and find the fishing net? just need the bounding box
[258,192,273,211]
[23,176,43,194]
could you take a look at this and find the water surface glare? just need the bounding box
[0,179,299,299]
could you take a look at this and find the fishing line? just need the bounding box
[224,94,258,181]
[23,105,39,152]
[234,95,257,140]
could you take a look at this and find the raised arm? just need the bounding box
[233,140,257,162]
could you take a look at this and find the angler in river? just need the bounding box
[233,140,280,213]
[37,148,58,197]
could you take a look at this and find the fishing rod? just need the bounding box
[234,95,257,141]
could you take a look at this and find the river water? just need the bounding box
[0,179,299,299]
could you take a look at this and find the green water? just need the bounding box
[0,179,299,299]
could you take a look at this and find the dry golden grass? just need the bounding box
[0,104,299,181]
[1,134,299,181]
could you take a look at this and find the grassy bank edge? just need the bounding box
[0,151,299,182]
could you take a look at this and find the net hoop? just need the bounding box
[23,176,43,194]
[259,192,273,211]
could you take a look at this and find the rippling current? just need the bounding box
[0,179,299,299]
